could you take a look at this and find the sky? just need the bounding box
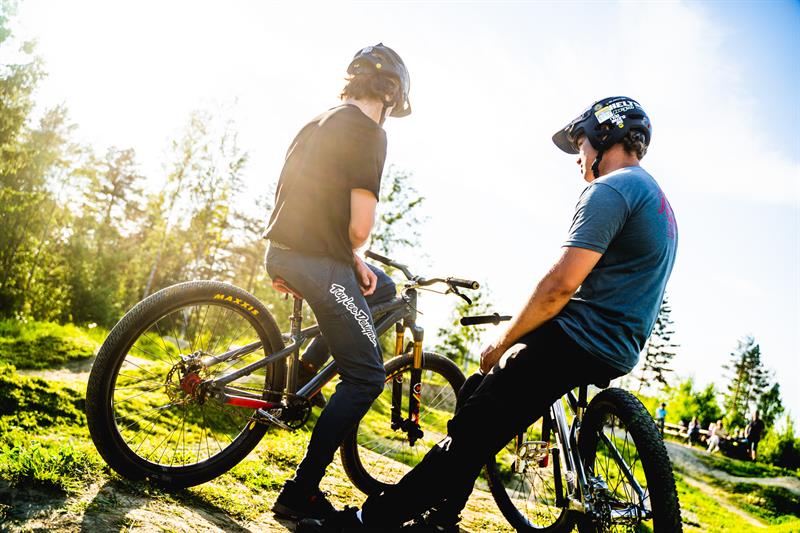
[11,1,800,423]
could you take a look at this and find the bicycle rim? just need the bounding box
[341,353,464,494]
[109,298,278,471]
[579,388,682,532]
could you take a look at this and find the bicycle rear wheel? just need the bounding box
[578,388,682,532]
[487,411,574,532]
[340,352,465,495]
[86,281,285,488]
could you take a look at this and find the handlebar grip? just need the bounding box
[447,277,480,290]
[460,313,512,326]
[365,250,392,265]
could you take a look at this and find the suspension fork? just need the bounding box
[390,322,405,429]
[400,325,425,445]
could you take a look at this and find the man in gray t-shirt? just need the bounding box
[298,96,678,533]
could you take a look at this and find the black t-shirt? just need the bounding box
[265,105,387,263]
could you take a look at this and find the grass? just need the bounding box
[2,321,800,533]
[697,449,798,478]
[0,319,99,369]
[0,439,103,495]
[0,363,102,495]
[0,364,86,431]
[727,482,800,524]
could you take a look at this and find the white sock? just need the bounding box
[356,509,364,523]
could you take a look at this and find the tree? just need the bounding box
[723,336,770,428]
[436,287,493,372]
[636,295,678,394]
[666,377,722,427]
[368,166,426,257]
[0,10,76,320]
[756,382,784,428]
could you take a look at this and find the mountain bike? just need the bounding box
[459,315,682,532]
[85,250,477,491]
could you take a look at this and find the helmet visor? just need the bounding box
[552,107,592,154]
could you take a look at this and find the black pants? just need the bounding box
[265,246,395,492]
[361,321,624,528]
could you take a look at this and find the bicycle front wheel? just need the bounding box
[86,281,285,488]
[340,352,465,495]
[578,388,682,532]
[487,411,574,532]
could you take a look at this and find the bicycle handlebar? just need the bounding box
[447,277,480,290]
[460,313,512,326]
[365,250,414,279]
[365,250,392,265]
[365,250,479,290]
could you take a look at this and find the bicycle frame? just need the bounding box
[200,286,430,440]
[548,386,650,521]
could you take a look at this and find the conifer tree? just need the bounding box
[637,295,678,393]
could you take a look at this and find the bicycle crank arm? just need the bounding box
[255,407,292,430]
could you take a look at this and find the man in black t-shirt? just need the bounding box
[265,43,412,522]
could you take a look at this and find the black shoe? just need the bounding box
[272,480,336,521]
[296,506,368,533]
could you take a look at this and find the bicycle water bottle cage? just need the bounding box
[272,277,303,300]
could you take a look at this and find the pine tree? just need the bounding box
[756,382,784,428]
[724,336,770,428]
[637,295,678,393]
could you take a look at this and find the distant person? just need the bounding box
[745,410,766,461]
[656,402,667,436]
[686,416,701,446]
[706,419,726,454]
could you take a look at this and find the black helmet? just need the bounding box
[552,96,651,177]
[347,43,411,118]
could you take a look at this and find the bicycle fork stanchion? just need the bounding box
[391,323,404,430]
[406,326,425,445]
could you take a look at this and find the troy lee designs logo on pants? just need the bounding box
[329,284,377,347]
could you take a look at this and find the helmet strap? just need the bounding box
[591,148,605,179]
[379,104,389,126]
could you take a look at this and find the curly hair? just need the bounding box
[340,73,400,105]
[622,130,648,160]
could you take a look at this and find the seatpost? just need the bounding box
[285,295,303,396]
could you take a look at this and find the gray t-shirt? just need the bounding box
[553,166,678,373]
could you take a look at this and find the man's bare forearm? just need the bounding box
[495,274,574,351]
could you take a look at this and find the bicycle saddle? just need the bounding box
[271,277,303,299]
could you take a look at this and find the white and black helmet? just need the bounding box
[553,96,651,177]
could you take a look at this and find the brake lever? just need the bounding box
[449,285,472,305]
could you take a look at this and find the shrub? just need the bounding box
[759,417,800,471]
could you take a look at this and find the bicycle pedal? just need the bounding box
[255,408,292,430]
